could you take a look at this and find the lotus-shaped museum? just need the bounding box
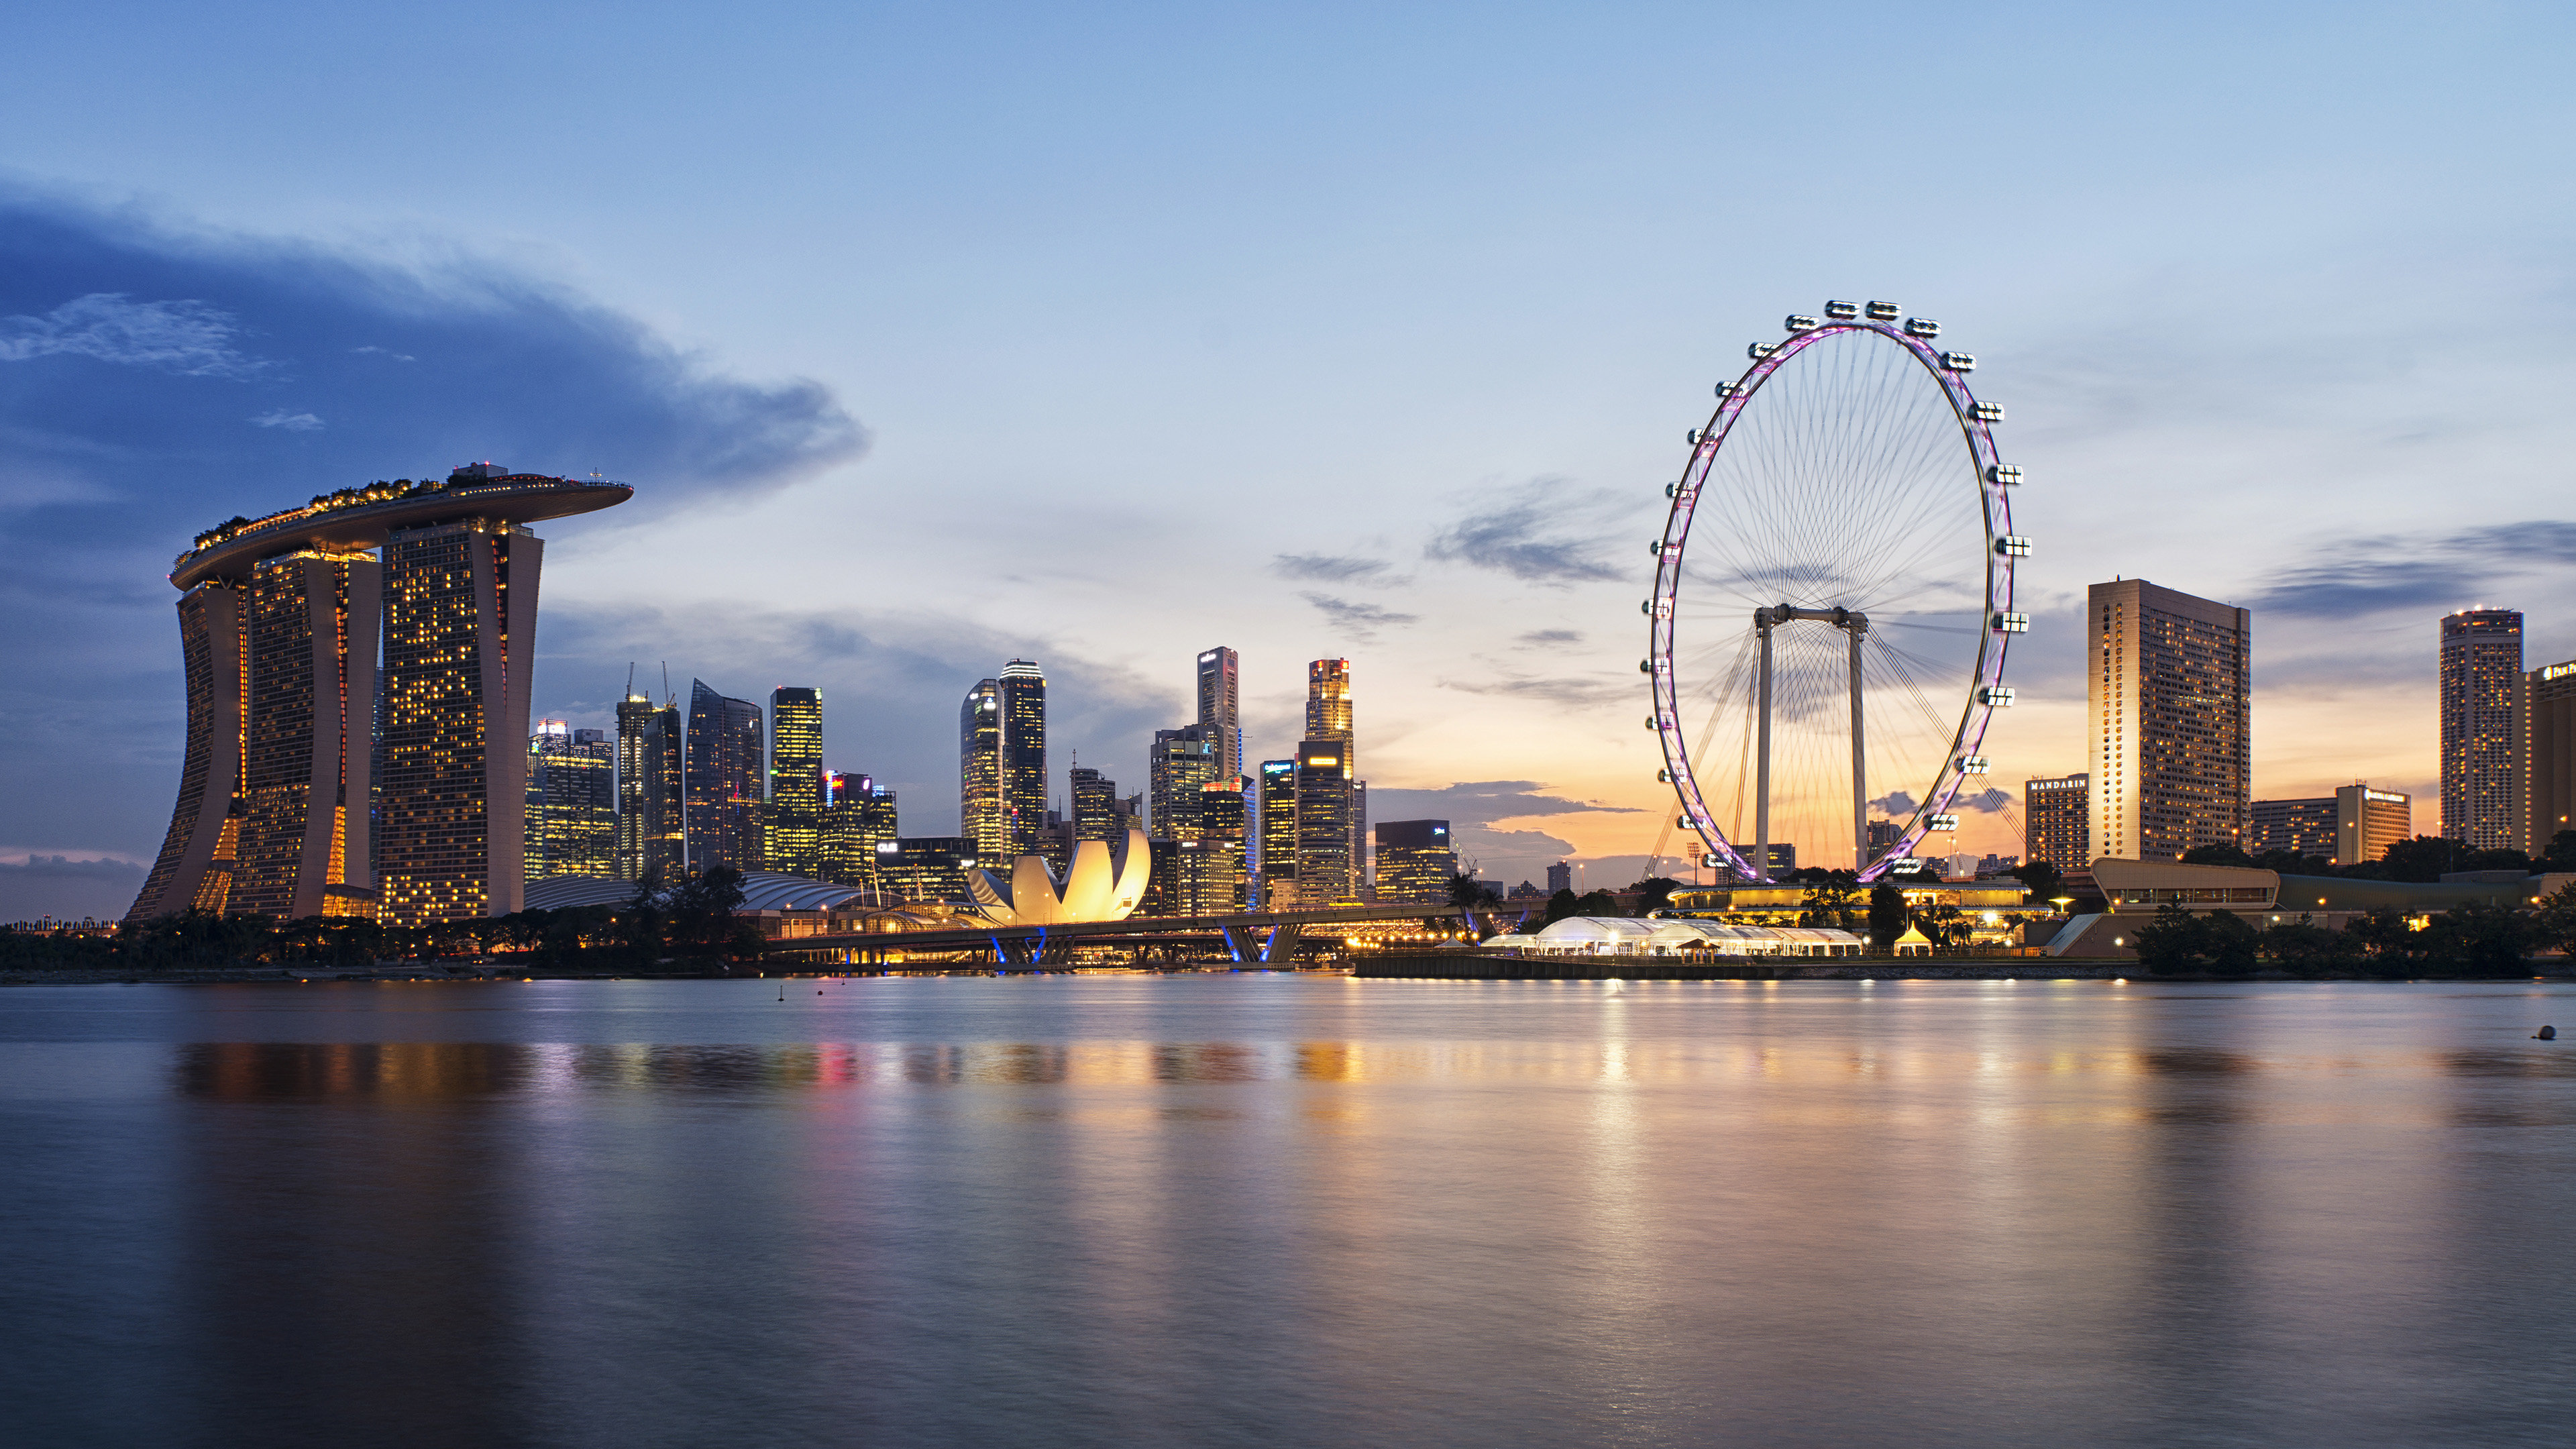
[966,828,1152,926]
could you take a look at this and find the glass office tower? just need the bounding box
[685,679,764,871]
[960,679,1006,863]
[767,686,824,876]
[998,659,1048,859]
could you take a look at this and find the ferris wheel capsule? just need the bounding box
[1865,301,1901,321]
[1987,465,2022,485]
[1973,401,2004,423]
[1824,301,1859,319]
[1784,315,1819,332]
[1941,352,1976,371]
[1904,317,1941,338]
[1748,341,1776,360]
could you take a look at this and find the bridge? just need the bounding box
[762,901,1538,967]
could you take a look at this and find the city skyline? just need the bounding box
[12,9,2576,918]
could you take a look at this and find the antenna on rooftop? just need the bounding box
[661,661,672,708]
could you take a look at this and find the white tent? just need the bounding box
[1525,916,1661,955]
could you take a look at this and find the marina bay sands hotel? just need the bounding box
[125,464,631,926]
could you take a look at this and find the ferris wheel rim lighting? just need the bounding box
[1646,306,2021,885]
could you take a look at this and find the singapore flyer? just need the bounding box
[1646,300,2025,883]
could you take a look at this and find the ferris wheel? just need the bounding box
[1646,300,2025,883]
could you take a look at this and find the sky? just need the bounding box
[4,0,2575,920]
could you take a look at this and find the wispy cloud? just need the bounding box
[1871,786,2013,817]
[1515,629,1585,648]
[1367,780,1641,826]
[1440,673,1631,707]
[0,854,145,921]
[1424,479,1631,586]
[1301,592,1418,641]
[250,410,323,431]
[2248,521,2576,618]
[1271,553,1407,586]
[0,292,262,378]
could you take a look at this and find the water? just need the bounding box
[4,975,2573,1447]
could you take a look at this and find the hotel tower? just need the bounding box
[130,465,629,923]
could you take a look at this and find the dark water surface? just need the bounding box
[5,975,2574,1447]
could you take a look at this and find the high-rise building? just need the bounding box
[2337,786,2410,866]
[1254,759,1297,905]
[2024,773,2091,871]
[526,723,615,879]
[1149,725,1220,840]
[1306,658,1353,741]
[2529,659,2576,854]
[1352,779,1370,899]
[999,659,1048,858]
[2249,796,2337,859]
[820,771,898,888]
[2440,609,2524,850]
[877,836,977,902]
[767,686,824,877]
[1173,780,1248,914]
[223,549,382,921]
[1070,764,1122,843]
[1196,647,1242,779]
[133,466,629,924]
[2088,579,2251,862]
[1374,820,1455,905]
[1546,861,1572,894]
[1294,738,1354,904]
[960,679,1006,863]
[614,691,683,881]
[378,515,543,921]
[685,680,763,871]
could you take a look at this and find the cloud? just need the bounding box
[1301,592,1419,641]
[1516,629,1584,648]
[0,855,146,922]
[1366,780,1640,828]
[1870,786,2011,817]
[0,292,262,377]
[0,189,871,898]
[2248,521,2576,618]
[1271,553,1407,586]
[1423,480,1631,586]
[1439,673,1631,707]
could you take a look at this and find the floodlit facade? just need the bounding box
[2088,578,2251,862]
[820,771,898,888]
[2024,773,2089,872]
[1374,819,1455,905]
[614,692,683,881]
[999,659,1049,859]
[965,827,1151,926]
[2440,609,2523,850]
[2336,785,2410,866]
[1295,738,1355,904]
[526,723,614,879]
[2530,658,2576,853]
[685,680,763,872]
[959,680,1006,863]
[1149,724,1220,840]
[1255,759,1296,905]
[767,686,824,877]
[135,467,629,924]
[1196,646,1242,779]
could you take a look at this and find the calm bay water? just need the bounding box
[3,975,2573,1447]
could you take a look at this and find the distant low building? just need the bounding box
[2253,786,2407,866]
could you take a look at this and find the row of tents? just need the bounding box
[1519,916,1878,958]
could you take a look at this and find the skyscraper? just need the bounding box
[1255,759,1296,905]
[1196,647,1242,779]
[767,686,824,876]
[1186,778,1248,913]
[1070,763,1121,843]
[614,690,683,881]
[1352,778,1369,899]
[2024,773,2090,872]
[226,549,382,920]
[1294,738,1354,904]
[821,771,898,888]
[999,660,1048,858]
[1306,658,1353,742]
[134,466,629,924]
[2440,609,2524,850]
[2529,658,2576,854]
[1149,725,1220,840]
[685,680,764,871]
[960,678,1007,863]
[2088,579,2251,862]
[526,723,615,879]
[1374,820,1455,905]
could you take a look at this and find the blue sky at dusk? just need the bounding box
[5,1,2575,918]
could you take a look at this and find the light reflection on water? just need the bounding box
[5,976,2575,1447]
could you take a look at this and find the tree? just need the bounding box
[2538,830,2576,874]
[2343,906,2419,977]
[2200,911,2260,977]
[2416,900,2536,977]
[1446,872,1502,909]
[1866,883,1907,947]
[1800,876,1858,929]
[2535,883,2576,958]
[667,865,753,957]
[2181,843,2255,867]
[1536,888,1581,928]
[2259,914,2358,977]
[1626,877,1682,914]
[2133,904,2245,975]
[2008,859,2063,901]
[2379,836,2464,884]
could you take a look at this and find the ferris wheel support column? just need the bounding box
[1754,612,1774,883]
[1849,621,1867,873]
